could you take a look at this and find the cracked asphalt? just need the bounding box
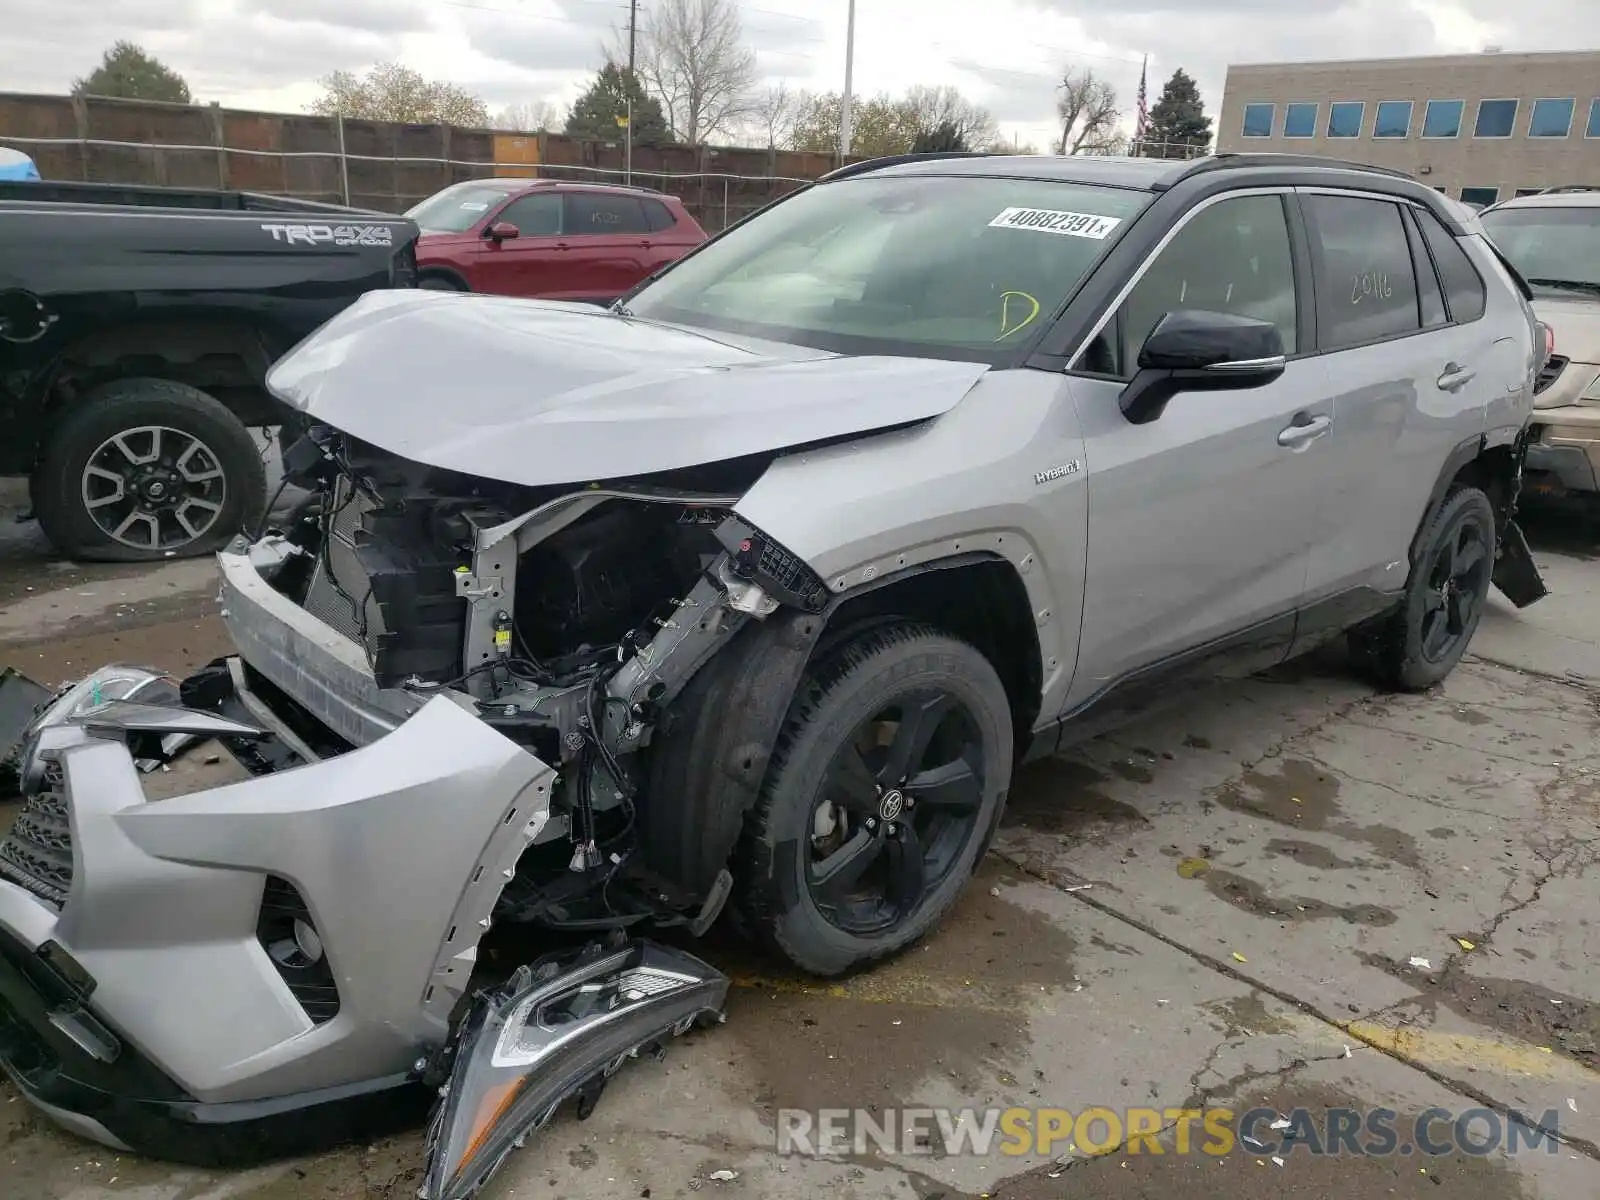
[2,488,1597,1200]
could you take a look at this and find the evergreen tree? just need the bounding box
[911,121,969,153]
[564,64,671,146]
[74,41,191,104]
[1143,68,1212,158]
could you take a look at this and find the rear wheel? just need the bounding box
[734,625,1013,976]
[418,274,466,291]
[1350,485,1495,691]
[33,378,266,562]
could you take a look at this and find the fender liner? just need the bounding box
[1411,430,1547,610]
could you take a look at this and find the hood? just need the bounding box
[1531,294,1600,365]
[265,290,990,487]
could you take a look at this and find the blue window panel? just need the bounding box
[1460,187,1499,208]
[1283,102,1317,138]
[1528,98,1574,137]
[1327,102,1364,137]
[1589,99,1600,138]
[1474,99,1518,138]
[1242,103,1274,137]
[1373,100,1413,138]
[1423,100,1464,138]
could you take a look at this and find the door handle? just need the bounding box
[1277,413,1332,448]
[1437,362,1476,392]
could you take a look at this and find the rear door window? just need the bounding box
[566,193,652,235]
[1415,208,1488,322]
[1303,194,1421,350]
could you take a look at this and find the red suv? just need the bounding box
[405,179,707,304]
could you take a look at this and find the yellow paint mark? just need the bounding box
[1343,1020,1597,1083]
[1456,938,1476,951]
[995,290,1040,341]
[728,969,1067,1015]
[1232,952,1248,963]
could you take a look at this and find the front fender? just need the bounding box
[732,369,1088,718]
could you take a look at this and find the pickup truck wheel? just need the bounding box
[734,625,1013,976]
[34,378,266,563]
[1351,485,1495,692]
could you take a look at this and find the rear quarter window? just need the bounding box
[1416,208,1488,323]
[643,199,677,232]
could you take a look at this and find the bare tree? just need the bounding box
[491,100,560,132]
[903,85,999,148]
[1056,68,1120,154]
[746,82,799,149]
[629,0,757,145]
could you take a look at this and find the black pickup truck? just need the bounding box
[0,180,419,561]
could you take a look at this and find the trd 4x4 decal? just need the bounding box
[261,222,396,248]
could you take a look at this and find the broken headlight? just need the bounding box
[420,941,728,1200]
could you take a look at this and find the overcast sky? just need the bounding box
[6,0,1595,151]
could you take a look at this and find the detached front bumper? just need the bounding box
[0,639,558,1161]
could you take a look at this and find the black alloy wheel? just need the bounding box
[806,689,986,935]
[735,625,1013,976]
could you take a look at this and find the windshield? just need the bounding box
[623,174,1152,360]
[404,183,513,233]
[1478,205,1600,297]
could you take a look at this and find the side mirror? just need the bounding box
[486,221,521,242]
[1119,309,1286,425]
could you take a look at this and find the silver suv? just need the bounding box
[1479,187,1600,510]
[0,153,1550,1193]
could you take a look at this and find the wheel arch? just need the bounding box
[640,552,1041,899]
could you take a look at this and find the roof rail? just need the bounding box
[817,151,1001,184]
[1167,152,1415,187]
[1536,184,1600,194]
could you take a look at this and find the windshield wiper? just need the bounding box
[1526,277,1600,297]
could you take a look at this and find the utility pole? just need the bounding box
[626,0,638,185]
[839,0,856,164]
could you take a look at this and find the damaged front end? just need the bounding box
[0,427,837,1186]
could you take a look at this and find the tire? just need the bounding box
[33,377,267,563]
[734,624,1014,976]
[1350,485,1496,692]
[419,274,466,291]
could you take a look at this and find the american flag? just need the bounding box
[1134,55,1149,147]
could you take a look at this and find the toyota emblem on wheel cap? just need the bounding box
[878,788,905,822]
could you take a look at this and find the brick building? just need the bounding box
[1217,49,1600,206]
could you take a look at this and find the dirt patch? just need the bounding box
[721,860,1079,1115]
[1200,990,1299,1038]
[1108,757,1155,784]
[1183,734,1213,750]
[0,602,229,685]
[1262,839,1367,871]
[988,1080,1536,1200]
[1448,707,1493,727]
[1213,758,1421,869]
[1004,758,1149,837]
[1198,868,1397,927]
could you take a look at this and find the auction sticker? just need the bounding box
[989,207,1121,239]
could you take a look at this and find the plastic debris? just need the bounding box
[1063,883,1093,892]
[1242,1135,1267,1151]
[989,887,1001,896]
[1408,956,1432,969]
[1271,1156,1285,1167]
[1568,1099,1579,1114]
[1232,952,1248,963]
[707,1169,739,1183]
[1343,1044,1352,1058]
[1270,1118,1292,1131]
[1455,938,1476,951]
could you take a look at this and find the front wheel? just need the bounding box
[33,378,267,563]
[734,625,1013,976]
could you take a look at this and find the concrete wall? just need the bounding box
[1217,51,1600,202]
[0,92,854,230]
